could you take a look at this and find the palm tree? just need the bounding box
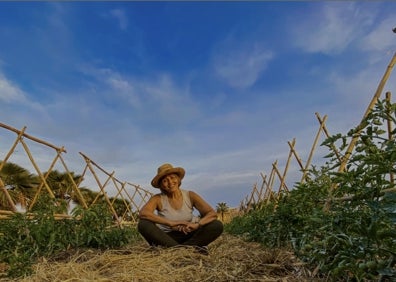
[45,170,83,200]
[74,187,98,207]
[216,202,229,222]
[0,161,39,210]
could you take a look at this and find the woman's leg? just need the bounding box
[182,219,223,247]
[137,219,179,247]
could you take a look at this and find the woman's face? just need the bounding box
[160,173,180,192]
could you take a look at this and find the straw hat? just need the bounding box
[151,163,185,188]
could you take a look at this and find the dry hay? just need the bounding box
[1,234,319,282]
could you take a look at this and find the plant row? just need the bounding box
[0,195,140,278]
[226,99,396,281]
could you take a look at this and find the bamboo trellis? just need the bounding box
[78,152,153,224]
[0,123,86,214]
[241,51,396,213]
[240,114,336,212]
[0,123,153,225]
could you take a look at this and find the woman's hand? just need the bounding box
[170,221,199,234]
[183,222,200,233]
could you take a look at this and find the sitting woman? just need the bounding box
[138,163,223,254]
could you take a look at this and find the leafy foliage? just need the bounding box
[226,99,396,281]
[0,162,40,209]
[0,195,140,278]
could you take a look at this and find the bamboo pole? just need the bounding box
[80,152,152,193]
[266,169,276,204]
[0,123,66,152]
[272,162,289,194]
[90,171,114,206]
[268,161,277,191]
[126,186,142,212]
[0,213,76,220]
[0,178,17,212]
[28,150,62,210]
[261,173,271,200]
[279,139,295,192]
[110,180,133,218]
[83,160,121,224]
[126,181,153,195]
[127,182,153,208]
[0,127,25,212]
[257,173,267,202]
[287,139,305,171]
[315,113,342,163]
[119,183,139,222]
[0,126,27,168]
[324,52,396,211]
[79,152,152,211]
[301,114,328,183]
[386,92,394,184]
[247,183,258,206]
[58,156,88,209]
[19,138,55,198]
[334,52,396,178]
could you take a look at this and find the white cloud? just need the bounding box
[110,8,128,30]
[212,40,274,89]
[79,65,200,125]
[360,17,396,53]
[104,69,142,109]
[0,73,28,103]
[326,55,395,112]
[292,3,375,55]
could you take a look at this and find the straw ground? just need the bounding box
[0,234,320,282]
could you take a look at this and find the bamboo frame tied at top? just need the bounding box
[241,52,396,214]
[0,123,86,214]
[0,123,153,225]
[78,152,153,224]
[240,109,341,213]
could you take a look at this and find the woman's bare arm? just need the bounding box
[189,191,218,226]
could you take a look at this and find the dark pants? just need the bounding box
[137,219,223,247]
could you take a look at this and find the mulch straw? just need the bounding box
[1,234,320,282]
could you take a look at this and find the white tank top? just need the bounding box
[157,189,194,232]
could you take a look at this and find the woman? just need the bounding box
[138,163,223,254]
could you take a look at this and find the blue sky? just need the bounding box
[1,2,396,208]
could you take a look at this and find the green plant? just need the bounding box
[0,195,140,278]
[227,98,396,281]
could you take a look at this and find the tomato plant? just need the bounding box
[226,99,396,281]
[0,195,140,278]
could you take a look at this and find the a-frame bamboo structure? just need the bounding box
[78,152,152,224]
[241,51,396,213]
[0,123,153,225]
[0,123,87,216]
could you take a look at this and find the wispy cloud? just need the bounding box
[78,65,201,127]
[96,67,142,109]
[292,3,375,55]
[360,17,396,54]
[0,73,28,103]
[109,8,128,31]
[212,39,274,89]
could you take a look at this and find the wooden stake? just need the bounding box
[386,92,394,184]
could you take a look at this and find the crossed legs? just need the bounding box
[137,219,223,247]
